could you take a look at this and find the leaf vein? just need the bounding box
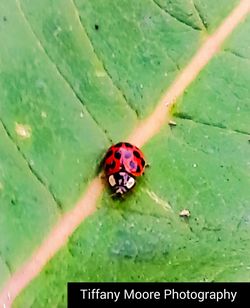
[223,48,250,62]
[191,0,208,30]
[0,120,63,212]
[152,0,202,31]
[17,0,112,143]
[0,254,11,275]
[174,113,250,136]
[71,0,139,117]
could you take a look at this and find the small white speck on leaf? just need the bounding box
[193,163,197,168]
[165,99,173,107]
[15,123,31,139]
[169,120,177,126]
[140,84,143,89]
[112,53,115,58]
[95,70,106,77]
[41,111,47,118]
[144,189,172,212]
[80,112,84,118]
[179,209,191,217]
[164,72,168,77]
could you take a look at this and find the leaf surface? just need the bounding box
[0,0,249,307]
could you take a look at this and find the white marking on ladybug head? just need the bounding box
[116,187,124,195]
[125,176,135,189]
[108,175,116,187]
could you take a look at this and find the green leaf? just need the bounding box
[0,0,203,290]
[0,0,249,307]
[0,122,59,288]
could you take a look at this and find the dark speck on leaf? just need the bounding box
[94,24,99,30]
[3,16,7,22]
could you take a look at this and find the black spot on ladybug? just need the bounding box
[105,160,115,171]
[114,151,121,159]
[124,142,133,148]
[136,165,141,173]
[115,142,123,148]
[133,150,141,158]
[94,24,99,30]
[124,151,132,159]
[105,150,113,159]
[105,164,111,171]
[110,161,116,169]
[129,161,136,169]
[141,158,145,167]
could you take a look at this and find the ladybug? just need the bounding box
[103,142,146,196]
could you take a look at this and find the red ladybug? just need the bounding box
[103,142,146,196]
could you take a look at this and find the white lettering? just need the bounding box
[124,289,160,300]
[80,289,88,299]
[231,292,237,302]
[164,289,172,298]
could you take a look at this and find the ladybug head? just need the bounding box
[108,171,135,195]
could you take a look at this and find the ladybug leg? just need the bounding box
[110,192,117,198]
[97,154,107,174]
[142,163,150,175]
[100,173,106,180]
[110,192,125,200]
[99,171,107,183]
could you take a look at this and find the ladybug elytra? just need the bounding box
[103,142,146,196]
